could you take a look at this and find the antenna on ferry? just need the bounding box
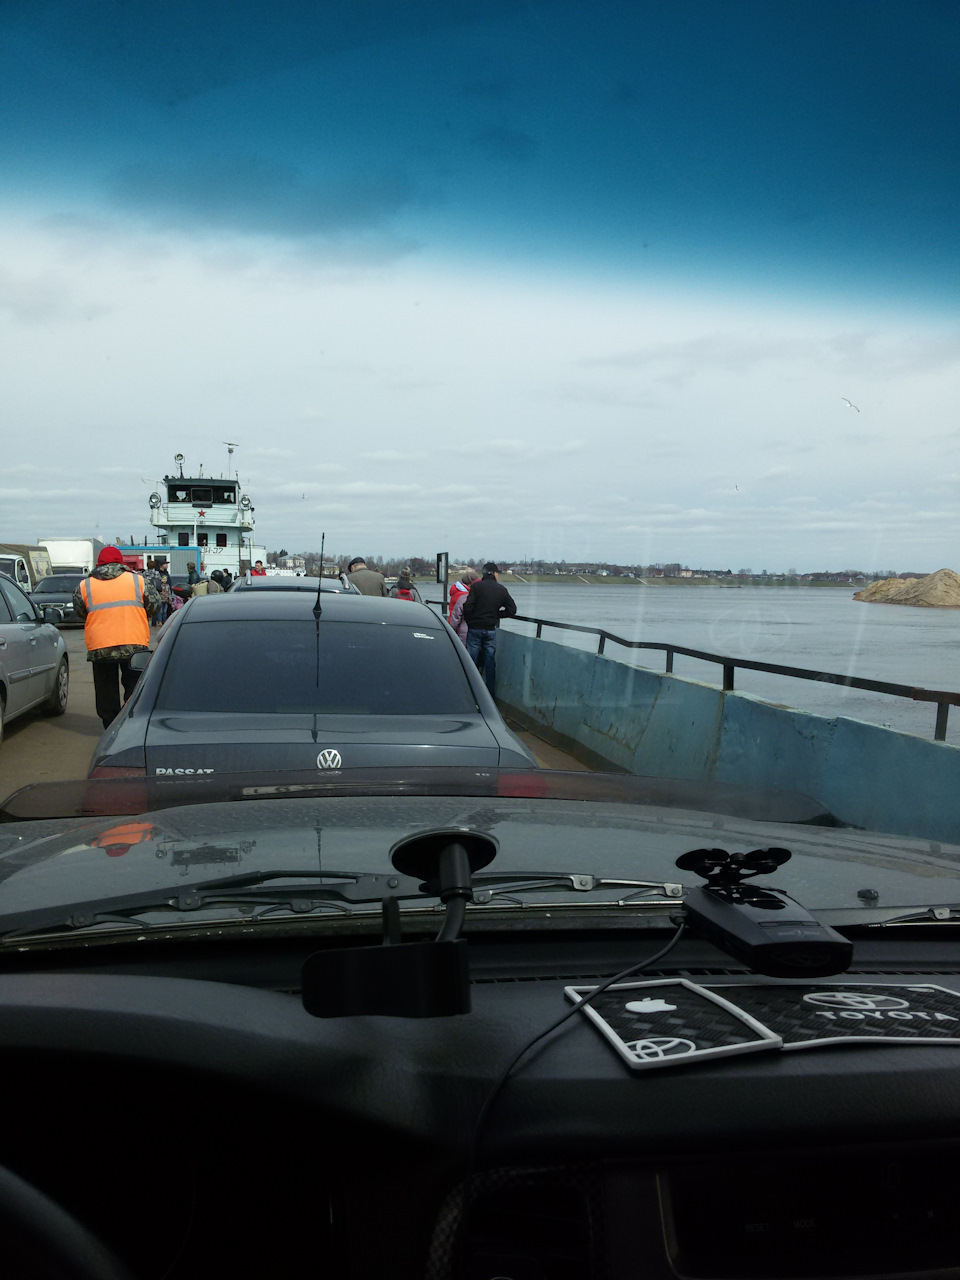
[223,441,238,478]
[313,531,325,617]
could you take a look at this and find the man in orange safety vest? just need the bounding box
[73,547,160,729]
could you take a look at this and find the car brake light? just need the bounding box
[88,766,147,778]
[497,772,550,798]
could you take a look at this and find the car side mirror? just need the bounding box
[129,651,151,672]
[42,606,63,624]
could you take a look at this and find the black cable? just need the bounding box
[458,919,686,1264]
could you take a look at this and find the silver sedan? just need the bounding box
[0,573,69,746]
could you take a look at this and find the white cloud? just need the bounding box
[1,215,957,570]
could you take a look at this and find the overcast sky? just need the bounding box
[1,0,957,572]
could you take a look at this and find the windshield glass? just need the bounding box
[154,620,478,715]
[33,577,82,593]
[0,0,957,931]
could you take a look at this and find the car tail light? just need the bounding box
[496,772,550,798]
[88,766,147,778]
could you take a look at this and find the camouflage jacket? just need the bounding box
[73,563,161,662]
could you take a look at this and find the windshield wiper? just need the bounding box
[0,869,684,941]
[861,904,960,927]
[470,873,683,906]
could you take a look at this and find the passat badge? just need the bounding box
[317,749,342,770]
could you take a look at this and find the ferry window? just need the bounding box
[178,534,190,547]
[198,533,209,547]
[214,488,236,503]
[216,534,227,548]
[190,488,213,504]
[167,486,188,502]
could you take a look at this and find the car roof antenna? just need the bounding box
[313,531,325,617]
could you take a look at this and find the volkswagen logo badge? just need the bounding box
[804,991,909,1012]
[626,1036,698,1061]
[317,749,343,770]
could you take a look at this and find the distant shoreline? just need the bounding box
[426,575,858,588]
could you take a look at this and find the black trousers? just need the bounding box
[92,658,141,729]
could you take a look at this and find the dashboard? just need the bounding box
[2,927,960,1278]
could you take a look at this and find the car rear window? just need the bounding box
[153,620,478,715]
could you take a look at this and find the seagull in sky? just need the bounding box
[841,397,860,412]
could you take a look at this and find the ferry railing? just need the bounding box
[507,613,959,742]
[426,600,957,742]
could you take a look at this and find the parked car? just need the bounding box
[88,591,535,776]
[29,574,85,627]
[0,572,69,744]
[228,573,360,594]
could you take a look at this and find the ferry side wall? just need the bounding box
[496,631,960,844]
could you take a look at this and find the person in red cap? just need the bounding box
[73,547,160,728]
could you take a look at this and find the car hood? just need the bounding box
[0,788,958,926]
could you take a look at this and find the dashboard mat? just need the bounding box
[564,978,781,1071]
[704,982,960,1049]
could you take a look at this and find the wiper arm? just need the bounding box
[863,904,960,927]
[0,869,424,941]
[470,873,683,906]
[0,869,685,941]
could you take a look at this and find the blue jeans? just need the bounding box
[466,628,498,694]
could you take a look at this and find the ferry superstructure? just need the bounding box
[146,450,265,577]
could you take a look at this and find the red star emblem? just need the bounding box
[197,510,206,518]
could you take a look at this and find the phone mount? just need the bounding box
[301,829,497,1018]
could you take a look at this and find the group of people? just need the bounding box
[343,556,516,694]
[449,563,517,694]
[344,557,423,602]
[75,546,517,733]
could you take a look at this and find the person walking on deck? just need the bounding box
[388,567,422,602]
[74,546,160,729]
[346,557,388,597]
[463,563,516,694]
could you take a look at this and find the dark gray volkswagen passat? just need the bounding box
[88,592,535,777]
[29,574,85,627]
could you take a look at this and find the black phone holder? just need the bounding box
[302,829,496,1018]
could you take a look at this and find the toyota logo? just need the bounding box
[317,749,343,770]
[804,991,909,1012]
[625,1037,698,1061]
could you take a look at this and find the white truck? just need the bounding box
[38,537,106,575]
[0,544,54,590]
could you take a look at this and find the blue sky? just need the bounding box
[1,0,957,570]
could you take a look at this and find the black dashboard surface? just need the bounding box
[2,930,960,1278]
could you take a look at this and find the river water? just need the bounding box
[438,584,960,745]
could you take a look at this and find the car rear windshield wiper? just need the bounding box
[0,869,684,941]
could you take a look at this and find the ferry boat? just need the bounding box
[128,448,266,578]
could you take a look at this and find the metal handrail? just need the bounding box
[507,610,957,742]
[423,598,958,740]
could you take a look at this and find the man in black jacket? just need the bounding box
[462,563,517,694]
